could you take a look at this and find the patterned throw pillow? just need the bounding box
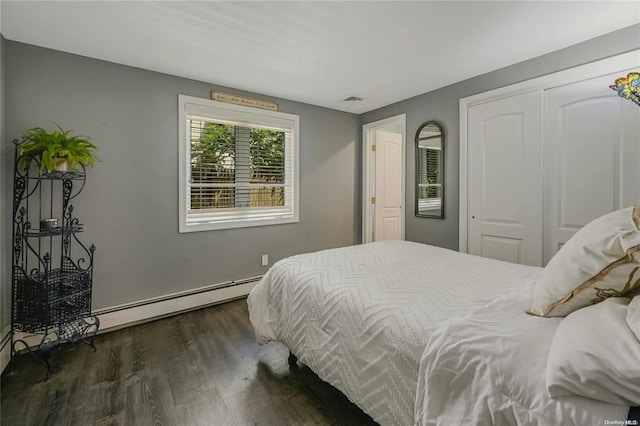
[528,205,640,317]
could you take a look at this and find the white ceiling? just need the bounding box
[1,1,639,114]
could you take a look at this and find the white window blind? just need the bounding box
[178,95,299,232]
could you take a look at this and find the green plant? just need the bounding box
[18,125,100,173]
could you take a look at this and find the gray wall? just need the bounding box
[1,41,361,312]
[360,24,640,251]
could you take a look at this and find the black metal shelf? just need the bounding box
[11,138,99,380]
[29,170,86,180]
[25,225,84,238]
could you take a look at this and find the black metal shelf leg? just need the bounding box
[12,338,52,381]
[288,351,298,369]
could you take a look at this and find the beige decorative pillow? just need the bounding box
[528,205,640,317]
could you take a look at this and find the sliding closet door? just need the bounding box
[543,72,640,264]
[467,90,544,266]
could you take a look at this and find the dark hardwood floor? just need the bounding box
[1,299,377,426]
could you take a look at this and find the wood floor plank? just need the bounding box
[2,298,377,426]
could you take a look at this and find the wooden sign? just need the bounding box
[211,92,278,111]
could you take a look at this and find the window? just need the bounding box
[178,95,299,232]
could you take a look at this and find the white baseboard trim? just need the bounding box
[0,276,261,375]
[0,325,11,374]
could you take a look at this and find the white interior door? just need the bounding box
[467,90,544,266]
[374,130,403,241]
[543,71,640,264]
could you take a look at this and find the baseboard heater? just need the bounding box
[94,275,263,332]
[0,276,262,374]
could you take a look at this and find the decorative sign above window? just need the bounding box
[212,92,278,111]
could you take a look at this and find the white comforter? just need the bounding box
[415,286,630,426]
[248,241,629,425]
[248,240,542,425]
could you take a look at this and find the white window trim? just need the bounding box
[178,94,299,232]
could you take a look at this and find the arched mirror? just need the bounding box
[415,121,444,218]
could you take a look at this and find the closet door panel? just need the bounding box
[467,90,543,266]
[544,71,640,264]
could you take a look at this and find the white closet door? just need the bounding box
[468,90,543,266]
[543,71,640,264]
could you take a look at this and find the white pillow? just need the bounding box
[528,205,640,317]
[628,296,640,341]
[546,297,640,406]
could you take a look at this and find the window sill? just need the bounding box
[179,215,299,233]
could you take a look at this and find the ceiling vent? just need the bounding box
[342,96,364,102]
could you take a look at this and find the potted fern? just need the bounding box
[18,125,100,174]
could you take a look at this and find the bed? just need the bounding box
[247,239,636,425]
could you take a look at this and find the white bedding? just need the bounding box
[414,286,630,425]
[248,240,543,425]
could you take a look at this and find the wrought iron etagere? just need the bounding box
[11,139,99,379]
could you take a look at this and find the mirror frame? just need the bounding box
[415,121,445,219]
